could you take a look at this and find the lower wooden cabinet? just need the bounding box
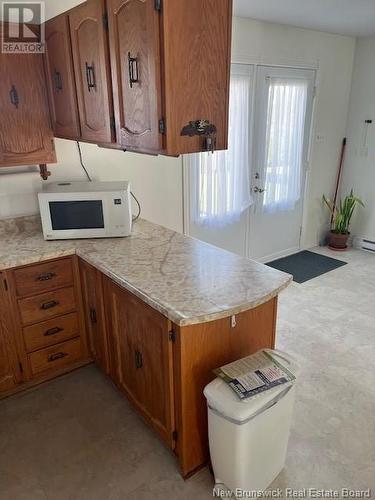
[79,259,109,373]
[103,276,175,447]
[0,318,19,393]
[0,256,90,397]
[0,255,277,478]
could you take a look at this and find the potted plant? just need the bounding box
[323,190,364,250]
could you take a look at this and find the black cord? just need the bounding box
[76,141,92,182]
[131,191,141,222]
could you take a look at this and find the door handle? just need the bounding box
[85,62,96,92]
[128,52,139,88]
[135,350,143,369]
[53,69,63,92]
[89,308,97,324]
[9,85,19,109]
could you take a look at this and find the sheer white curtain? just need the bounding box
[263,77,308,213]
[190,67,253,226]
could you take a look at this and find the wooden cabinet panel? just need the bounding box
[18,287,76,325]
[108,0,162,152]
[0,24,56,167]
[28,337,82,376]
[69,0,115,143]
[174,298,277,477]
[45,13,81,139]
[0,319,18,392]
[79,259,108,373]
[14,258,73,297]
[0,274,21,393]
[162,0,232,155]
[104,277,174,446]
[23,312,79,353]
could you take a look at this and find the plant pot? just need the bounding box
[328,231,350,250]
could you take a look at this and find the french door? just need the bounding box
[249,66,315,261]
[185,64,315,262]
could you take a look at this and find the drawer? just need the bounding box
[29,337,82,376]
[14,259,73,297]
[18,287,76,325]
[23,312,80,352]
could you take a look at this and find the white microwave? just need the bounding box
[38,181,132,240]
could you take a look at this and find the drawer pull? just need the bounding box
[36,272,56,282]
[44,326,63,337]
[48,352,67,362]
[40,300,59,310]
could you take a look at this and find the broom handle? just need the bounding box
[331,138,347,226]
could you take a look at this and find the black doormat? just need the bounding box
[266,250,347,283]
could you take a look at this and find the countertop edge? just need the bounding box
[78,250,292,327]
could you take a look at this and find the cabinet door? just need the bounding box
[69,0,115,143]
[79,259,108,373]
[108,0,162,153]
[0,320,19,393]
[0,29,56,167]
[0,274,21,393]
[45,14,81,139]
[104,278,174,446]
[162,0,232,155]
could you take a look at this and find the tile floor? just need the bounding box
[1,248,374,499]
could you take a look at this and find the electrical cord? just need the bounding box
[76,141,92,182]
[76,140,141,222]
[131,191,141,222]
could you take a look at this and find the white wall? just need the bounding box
[0,8,356,247]
[341,37,375,242]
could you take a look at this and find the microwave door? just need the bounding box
[49,200,105,231]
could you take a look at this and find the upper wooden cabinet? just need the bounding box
[107,0,162,153]
[45,14,81,139]
[0,24,56,167]
[43,0,232,155]
[161,0,232,155]
[107,0,232,155]
[69,0,115,144]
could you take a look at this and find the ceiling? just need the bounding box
[234,0,375,37]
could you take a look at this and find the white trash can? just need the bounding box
[204,349,299,496]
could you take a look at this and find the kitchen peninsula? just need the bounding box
[0,216,291,476]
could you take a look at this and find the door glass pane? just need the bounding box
[263,77,308,213]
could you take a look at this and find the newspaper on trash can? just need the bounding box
[214,350,297,401]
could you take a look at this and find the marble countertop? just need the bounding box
[0,216,292,326]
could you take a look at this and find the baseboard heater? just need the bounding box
[354,237,375,253]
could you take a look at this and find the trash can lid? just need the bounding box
[204,377,294,424]
[203,349,299,424]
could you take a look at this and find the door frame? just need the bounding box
[183,61,318,262]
